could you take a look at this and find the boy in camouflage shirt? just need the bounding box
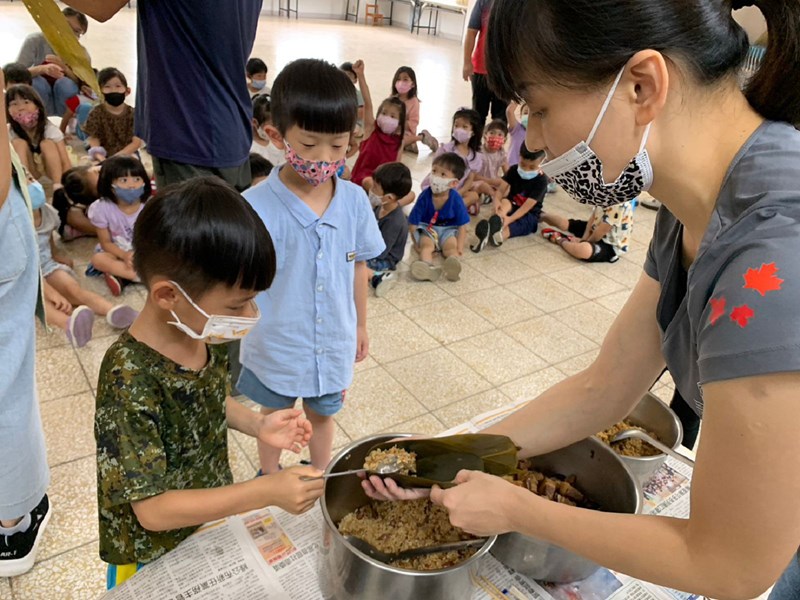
[94,178,325,589]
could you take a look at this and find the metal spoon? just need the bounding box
[299,454,401,481]
[344,535,488,563]
[610,429,695,468]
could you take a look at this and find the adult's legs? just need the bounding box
[152,156,252,192]
[471,73,491,124]
[31,77,56,116]
[669,388,701,450]
[489,93,509,122]
[52,78,79,117]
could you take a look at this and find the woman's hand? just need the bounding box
[361,475,430,501]
[257,408,312,454]
[430,470,526,536]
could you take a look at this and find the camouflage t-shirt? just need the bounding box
[95,331,233,565]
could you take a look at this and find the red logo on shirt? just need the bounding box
[708,297,727,325]
[742,262,784,297]
[730,304,755,328]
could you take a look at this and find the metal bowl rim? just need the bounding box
[607,394,685,463]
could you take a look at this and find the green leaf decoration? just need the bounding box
[366,435,520,489]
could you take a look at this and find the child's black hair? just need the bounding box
[373,162,412,198]
[485,119,508,137]
[520,145,546,162]
[271,59,357,136]
[3,62,32,86]
[62,7,88,34]
[97,155,152,204]
[391,66,418,100]
[252,94,271,126]
[433,152,467,181]
[376,96,407,139]
[52,166,99,235]
[249,153,273,181]
[452,107,483,153]
[5,84,46,149]
[246,57,268,78]
[339,62,357,83]
[133,177,276,297]
[97,67,128,88]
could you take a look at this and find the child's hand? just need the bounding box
[262,466,325,515]
[257,408,312,453]
[352,59,365,76]
[355,325,369,362]
[124,250,135,270]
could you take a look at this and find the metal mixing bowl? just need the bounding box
[490,436,641,583]
[318,434,496,600]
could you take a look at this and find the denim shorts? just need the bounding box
[413,225,459,251]
[238,367,344,417]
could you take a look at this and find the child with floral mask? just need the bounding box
[506,100,530,167]
[250,95,285,167]
[421,107,485,215]
[238,58,385,477]
[390,66,438,155]
[473,118,510,204]
[87,155,150,295]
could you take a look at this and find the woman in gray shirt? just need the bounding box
[366,1,800,598]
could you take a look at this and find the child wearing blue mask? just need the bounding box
[246,57,270,98]
[506,101,530,168]
[238,59,384,476]
[88,155,150,295]
[472,146,547,252]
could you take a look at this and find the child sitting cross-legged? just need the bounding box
[472,146,547,252]
[95,177,324,590]
[409,152,470,283]
[366,162,413,297]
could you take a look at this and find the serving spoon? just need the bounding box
[299,454,401,481]
[344,535,488,563]
[610,429,695,468]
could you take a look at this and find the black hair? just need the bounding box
[520,146,546,161]
[133,177,276,297]
[433,152,467,181]
[271,59,357,135]
[485,118,508,137]
[339,62,357,83]
[97,67,127,88]
[5,84,46,148]
[246,57,268,78]
[391,66,418,99]
[249,153,273,181]
[373,162,412,198]
[376,96,407,139]
[452,107,483,153]
[97,155,151,204]
[487,0,800,126]
[61,166,97,205]
[252,94,271,126]
[3,62,32,86]
[62,7,88,34]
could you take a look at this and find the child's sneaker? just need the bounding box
[0,494,52,577]
[467,203,479,216]
[489,215,504,247]
[106,304,139,329]
[472,219,491,253]
[442,256,462,282]
[371,272,397,298]
[481,194,493,205]
[420,130,439,152]
[104,273,123,297]
[66,305,94,348]
[410,260,442,282]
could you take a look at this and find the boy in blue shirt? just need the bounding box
[239,59,385,475]
[408,152,470,283]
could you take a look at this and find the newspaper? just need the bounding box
[104,400,696,600]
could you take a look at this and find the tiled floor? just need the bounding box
[0,6,672,599]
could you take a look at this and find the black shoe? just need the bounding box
[372,272,397,298]
[471,219,490,253]
[488,215,504,247]
[0,494,52,577]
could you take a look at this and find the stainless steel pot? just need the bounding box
[318,434,496,600]
[490,437,641,583]
[615,392,684,486]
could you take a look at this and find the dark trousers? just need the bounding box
[471,73,508,124]
[670,388,701,450]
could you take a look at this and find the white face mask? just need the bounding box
[256,127,270,142]
[430,175,456,195]
[167,281,260,344]
[368,191,383,209]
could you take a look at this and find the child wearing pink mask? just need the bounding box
[390,66,438,154]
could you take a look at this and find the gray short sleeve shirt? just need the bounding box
[645,121,800,416]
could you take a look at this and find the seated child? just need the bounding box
[52,164,101,239]
[88,155,150,295]
[95,177,323,589]
[422,108,484,214]
[83,67,142,161]
[340,61,365,136]
[506,101,529,167]
[30,177,137,348]
[60,82,97,141]
[249,152,273,187]
[541,201,634,263]
[246,57,270,98]
[366,162,413,297]
[6,84,71,188]
[389,66,437,154]
[250,95,285,167]
[473,119,509,202]
[2,62,33,87]
[409,153,469,283]
[472,147,547,252]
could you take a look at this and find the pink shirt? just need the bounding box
[401,96,420,137]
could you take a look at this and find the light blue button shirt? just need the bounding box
[241,169,385,398]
